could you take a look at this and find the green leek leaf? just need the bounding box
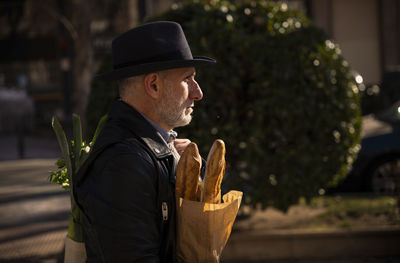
[72,114,83,172]
[51,116,73,188]
[91,114,107,147]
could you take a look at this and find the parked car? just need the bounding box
[336,101,400,194]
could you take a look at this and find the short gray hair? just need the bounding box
[118,75,144,97]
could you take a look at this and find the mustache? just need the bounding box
[185,101,194,108]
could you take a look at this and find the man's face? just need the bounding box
[156,67,203,129]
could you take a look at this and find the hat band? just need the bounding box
[114,48,193,70]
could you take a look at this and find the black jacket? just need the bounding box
[74,100,176,262]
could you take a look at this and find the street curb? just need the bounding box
[222,228,400,261]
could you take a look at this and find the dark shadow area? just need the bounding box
[0,210,69,230]
[0,178,56,188]
[0,224,67,244]
[2,166,51,175]
[0,190,68,204]
[0,252,65,263]
[0,134,60,161]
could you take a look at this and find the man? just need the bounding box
[73,21,215,262]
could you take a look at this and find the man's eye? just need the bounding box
[184,73,195,82]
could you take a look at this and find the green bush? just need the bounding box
[88,0,362,211]
[149,0,361,211]
[86,54,119,138]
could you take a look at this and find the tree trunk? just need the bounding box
[73,36,93,133]
[70,1,93,134]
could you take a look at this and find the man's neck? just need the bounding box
[124,95,173,130]
[121,97,174,142]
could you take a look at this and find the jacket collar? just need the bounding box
[108,99,172,159]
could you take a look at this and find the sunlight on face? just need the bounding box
[156,67,199,129]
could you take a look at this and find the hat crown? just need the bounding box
[95,21,215,81]
[112,21,193,69]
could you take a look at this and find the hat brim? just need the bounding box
[95,56,216,81]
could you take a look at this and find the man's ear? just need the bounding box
[144,73,161,99]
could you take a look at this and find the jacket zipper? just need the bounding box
[162,202,168,221]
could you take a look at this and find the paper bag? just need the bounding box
[176,190,243,263]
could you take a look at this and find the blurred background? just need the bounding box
[0,0,400,262]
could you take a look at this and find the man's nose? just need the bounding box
[189,80,203,101]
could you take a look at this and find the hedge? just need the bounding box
[87,0,362,211]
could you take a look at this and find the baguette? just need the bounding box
[196,181,204,202]
[175,142,201,201]
[202,139,226,203]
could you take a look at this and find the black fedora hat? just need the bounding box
[96,21,216,81]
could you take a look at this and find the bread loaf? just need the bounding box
[196,181,204,202]
[202,139,226,203]
[175,142,201,201]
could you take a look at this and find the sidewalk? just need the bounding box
[0,158,68,263]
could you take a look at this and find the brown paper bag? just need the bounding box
[176,190,243,263]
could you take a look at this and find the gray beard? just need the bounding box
[156,100,192,129]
